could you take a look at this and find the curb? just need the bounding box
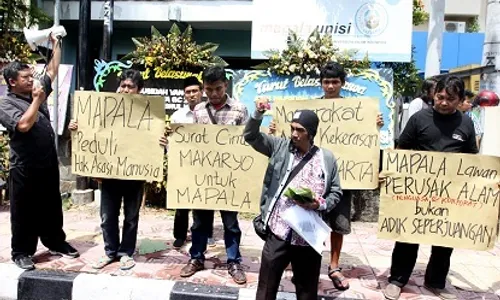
[0,264,342,300]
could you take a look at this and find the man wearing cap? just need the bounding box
[244,98,342,300]
[268,62,383,290]
[170,76,216,249]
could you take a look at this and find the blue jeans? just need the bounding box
[100,179,143,258]
[189,210,242,263]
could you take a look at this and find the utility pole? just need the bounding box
[72,0,93,205]
[102,0,114,61]
[52,0,60,149]
[479,0,500,156]
[480,0,500,94]
[424,0,446,78]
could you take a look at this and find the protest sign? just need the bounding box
[71,91,165,181]
[166,124,268,213]
[231,69,394,149]
[480,106,500,156]
[378,149,500,251]
[273,97,380,189]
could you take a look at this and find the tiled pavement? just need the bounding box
[0,204,499,300]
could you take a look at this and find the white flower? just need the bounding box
[309,36,317,43]
[289,64,297,73]
[298,52,304,58]
[320,46,328,53]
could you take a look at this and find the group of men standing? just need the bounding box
[0,34,484,300]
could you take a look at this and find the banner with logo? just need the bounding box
[93,60,234,121]
[251,0,413,62]
[232,69,395,149]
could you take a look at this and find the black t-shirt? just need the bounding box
[399,107,478,154]
[0,74,57,169]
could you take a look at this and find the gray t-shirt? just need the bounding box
[0,74,57,169]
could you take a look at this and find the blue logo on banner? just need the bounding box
[355,3,388,37]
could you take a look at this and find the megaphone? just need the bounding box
[23,25,67,50]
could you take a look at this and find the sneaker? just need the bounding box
[14,255,35,270]
[119,255,136,270]
[173,239,185,249]
[383,283,401,300]
[424,284,457,300]
[49,242,80,258]
[207,238,216,247]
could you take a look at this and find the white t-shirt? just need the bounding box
[170,106,194,124]
[408,97,430,118]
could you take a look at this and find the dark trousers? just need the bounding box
[173,209,213,241]
[10,165,66,260]
[389,241,453,289]
[100,179,143,258]
[189,210,241,263]
[256,234,322,300]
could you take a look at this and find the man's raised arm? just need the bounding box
[46,34,62,82]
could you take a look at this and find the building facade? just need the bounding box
[40,0,486,83]
[414,0,487,33]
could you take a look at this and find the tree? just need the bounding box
[0,0,50,64]
[123,24,227,71]
[413,0,429,26]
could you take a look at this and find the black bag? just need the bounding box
[253,214,268,241]
[253,146,319,241]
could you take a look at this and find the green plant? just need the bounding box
[253,28,370,75]
[122,24,228,71]
[146,152,168,193]
[373,47,422,97]
[467,16,480,33]
[0,134,9,183]
[143,120,169,204]
[413,0,429,26]
[0,0,50,64]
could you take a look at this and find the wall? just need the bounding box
[111,27,252,59]
[412,31,485,73]
[413,0,487,32]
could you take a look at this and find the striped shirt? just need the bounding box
[192,95,249,125]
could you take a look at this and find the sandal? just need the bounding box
[328,267,350,290]
[119,255,136,270]
[92,256,115,269]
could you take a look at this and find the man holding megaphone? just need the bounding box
[0,32,79,270]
